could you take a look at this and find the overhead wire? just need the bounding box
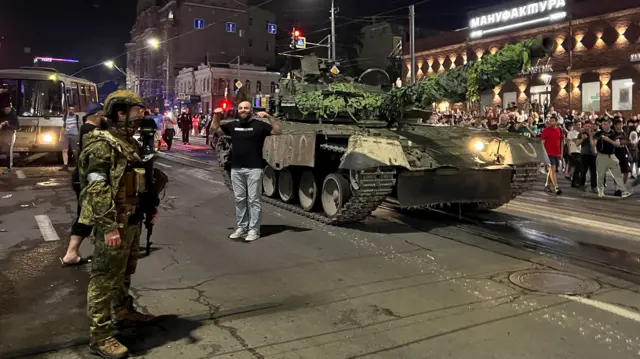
[306,0,437,36]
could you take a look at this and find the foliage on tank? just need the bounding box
[295,82,386,121]
[291,36,550,121]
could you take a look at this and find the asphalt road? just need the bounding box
[1,140,640,359]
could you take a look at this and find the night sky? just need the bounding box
[0,0,500,82]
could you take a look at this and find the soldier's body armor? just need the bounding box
[114,166,146,226]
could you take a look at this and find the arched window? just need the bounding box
[270,81,277,94]
[256,80,262,93]
[245,80,251,94]
[218,78,225,92]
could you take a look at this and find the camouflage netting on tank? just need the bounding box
[293,37,546,123]
[294,82,386,121]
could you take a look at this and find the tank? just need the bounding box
[214,38,553,225]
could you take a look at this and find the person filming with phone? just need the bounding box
[210,101,281,242]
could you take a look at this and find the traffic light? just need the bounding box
[290,27,301,49]
[220,99,230,110]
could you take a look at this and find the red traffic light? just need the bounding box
[221,99,230,110]
[294,30,300,37]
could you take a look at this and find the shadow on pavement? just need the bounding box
[117,315,204,356]
[260,224,311,237]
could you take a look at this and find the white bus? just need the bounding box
[0,67,98,153]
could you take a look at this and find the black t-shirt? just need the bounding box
[221,119,272,169]
[594,130,618,155]
[140,117,157,131]
[72,123,98,182]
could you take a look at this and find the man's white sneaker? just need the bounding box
[229,228,247,239]
[245,230,260,242]
[621,191,632,198]
[597,189,605,198]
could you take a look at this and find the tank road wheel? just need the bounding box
[321,174,352,218]
[263,166,277,197]
[298,170,318,212]
[278,168,296,203]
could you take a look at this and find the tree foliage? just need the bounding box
[292,38,540,122]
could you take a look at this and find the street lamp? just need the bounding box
[103,60,127,76]
[147,38,160,49]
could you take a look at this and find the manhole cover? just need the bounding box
[508,269,600,295]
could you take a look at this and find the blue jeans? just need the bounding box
[1,130,15,169]
[230,168,263,233]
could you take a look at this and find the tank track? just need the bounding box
[215,137,396,225]
[479,162,540,209]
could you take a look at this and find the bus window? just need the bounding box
[0,78,64,117]
[88,85,97,103]
[79,85,86,111]
[67,82,79,108]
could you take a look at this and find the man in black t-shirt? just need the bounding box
[592,118,630,198]
[61,102,107,266]
[211,101,282,242]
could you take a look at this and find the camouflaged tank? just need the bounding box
[213,51,550,225]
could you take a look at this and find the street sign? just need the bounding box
[226,22,236,33]
[235,80,243,89]
[194,18,205,29]
[330,65,340,75]
[295,37,306,49]
[267,23,277,34]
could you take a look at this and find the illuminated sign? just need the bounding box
[469,0,567,38]
[520,64,553,75]
[33,57,79,64]
[631,53,640,62]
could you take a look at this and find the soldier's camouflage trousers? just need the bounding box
[87,221,142,341]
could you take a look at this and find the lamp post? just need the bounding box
[145,37,169,107]
[103,60,127,77]
[330,0,336,61]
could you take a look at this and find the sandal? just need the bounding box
[59,256,92,267]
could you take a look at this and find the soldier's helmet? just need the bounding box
[104,90,145,116]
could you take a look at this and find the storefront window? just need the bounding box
[480,92,493,110]
[530,85,551,110]
[581,82,600,112]
[611,79,633,111]
[502,92,516,108]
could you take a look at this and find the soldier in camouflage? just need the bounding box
[78,90,167,358]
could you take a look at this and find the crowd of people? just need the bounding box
[429,103,638,198]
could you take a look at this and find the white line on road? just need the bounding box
[156,162,172,168]
[15,169,25,179]
[560,295,640,323]
[499,202,639,237]
[34,215,60,241]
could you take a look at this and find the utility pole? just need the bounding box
[330,0,337,61]
[409,4,416,84]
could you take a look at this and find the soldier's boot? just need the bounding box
[115,307,156,327]
[89,336,129,359]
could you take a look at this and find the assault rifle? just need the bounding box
[139,140,168,256]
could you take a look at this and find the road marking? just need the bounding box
[34,215,60,241]
[156,162,172,168]
[499,202,638,237]
[560,295,640,323]
[15,170,25,179]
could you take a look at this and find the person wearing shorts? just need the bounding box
[60,106,80,171]
[541,116,564,195]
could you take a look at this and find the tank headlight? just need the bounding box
[42,133,54,144]
[472,140,486,152]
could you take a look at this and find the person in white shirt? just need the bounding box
[566,121,582,187]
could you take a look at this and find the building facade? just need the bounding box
[404,0,640,116]
[174,63,280,113]
[127,0,277,109]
